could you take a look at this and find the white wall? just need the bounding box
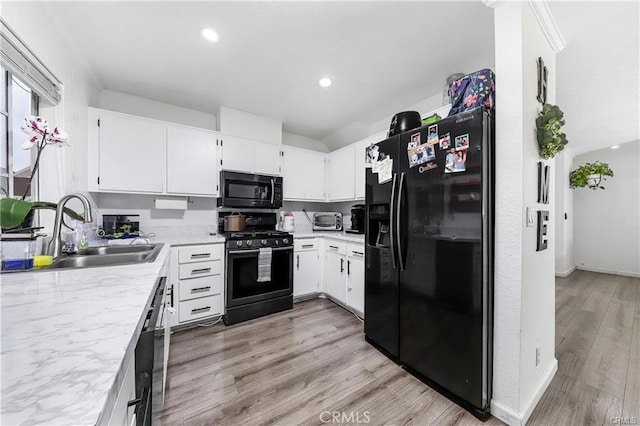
[99,89,216,130]
[217,105,282,144]
[491,2,558,425]
[3,2,101,230]
[282,132,329,153]
[554,148,575,276]
[573,141,640,277]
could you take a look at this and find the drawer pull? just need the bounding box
[191,268,212,275]
[302,244,314,248]
[352,251,364,256]
[329,245,339,250]
[191,286,211,293]
[191,306,211,314]
[190,253,211,259]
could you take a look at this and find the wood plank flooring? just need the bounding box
[162,270,639,425]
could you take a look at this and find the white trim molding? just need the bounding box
[555,266,576,277]
[491,359,558,426]
[528,1,566,53]
[0,17,62,105]
[576,266,640,279]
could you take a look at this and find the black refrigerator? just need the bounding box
[364,107,493,418]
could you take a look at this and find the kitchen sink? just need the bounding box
[78,244,157,256]
[45,243,164,270]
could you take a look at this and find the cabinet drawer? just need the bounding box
[294,238,318,252]
[178,244,223,264]
[179,275,223,301]
[347,243,365,259]
[178,295,222,323]
[178,260,222,279]
[325,240,347,255]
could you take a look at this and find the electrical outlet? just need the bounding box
[536,347,541,366]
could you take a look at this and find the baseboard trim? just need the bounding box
[576,266,640,278]
[490,359,558,426]
[555,266,576,277]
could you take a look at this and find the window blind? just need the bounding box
[0,18,62,106]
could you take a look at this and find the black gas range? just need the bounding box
[218,212,293,325]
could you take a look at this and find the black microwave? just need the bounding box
[218,171,283,209]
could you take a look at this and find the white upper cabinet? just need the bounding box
[282,146,325,201]
[221,135,282,176]
[221,134,254,173]
[166,125,219,196]
[326,145,355,201]
[253,141,282,176]
[96,110,166,193]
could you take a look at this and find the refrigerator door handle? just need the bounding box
[397,172,405,271]
[389,173,398,269]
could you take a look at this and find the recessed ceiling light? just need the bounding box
[201,27,220,43]
[318,77,332,88]
[610,145,620,149]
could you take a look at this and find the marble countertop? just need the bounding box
[0,244,177,425]
[292,231,365,244]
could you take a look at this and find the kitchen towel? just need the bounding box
[257,247,272,282]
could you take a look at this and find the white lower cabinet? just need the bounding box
[293,238,320,297]
[322,240,364,314]
[170,243,225,325]
[346,244,365,315]
[103,355,135,426]
[323,241,347,304]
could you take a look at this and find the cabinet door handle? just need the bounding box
[191,286,211,294]
[302,244,314,248]
[352,251,364,256]
[296,254,300,270]
[340,258,344,273]
[190,253,211,259]
[330,245,339,250]
[347,259,351,275]
[191,306,211,314]
[191,268,211,275]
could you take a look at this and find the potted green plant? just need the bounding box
[536,104,568,159]
[0,116,84,230]
[569,161,614,190]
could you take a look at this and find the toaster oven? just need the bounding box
[312,212,342,231]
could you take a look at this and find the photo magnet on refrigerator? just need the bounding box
[408,132,421,150]
[407,143,436,168]
[454,134,469,151]
[445,148,467,173]
[365,144,380,168]
[439,133,451,150]
[427,124,438,146]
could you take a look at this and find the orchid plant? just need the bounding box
[0,116,83,230]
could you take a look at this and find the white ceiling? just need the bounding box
[43,1,494,140]
[550,1,639,155]
[40,1,638,155]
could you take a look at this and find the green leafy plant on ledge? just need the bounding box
[536,104,568,159]
[569,161,614,190]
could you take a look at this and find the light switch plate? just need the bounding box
[526,207,536,227]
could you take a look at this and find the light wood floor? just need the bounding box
[163,270,639,425]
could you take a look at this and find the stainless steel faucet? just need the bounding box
[47,193,94,259]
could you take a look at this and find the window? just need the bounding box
[1,66,39,200]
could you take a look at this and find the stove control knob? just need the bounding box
[246,240,253,246]
[236,241,242,247]
[283,238,289,244]
[261,239,267,245]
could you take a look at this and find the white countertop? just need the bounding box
[0,231,364,425]
[292,231,365,244]
[0,246,168,425]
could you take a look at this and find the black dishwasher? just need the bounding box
[129,276,167,426]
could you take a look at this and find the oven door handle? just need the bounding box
[227,246,293,255]
[270,178,275,205]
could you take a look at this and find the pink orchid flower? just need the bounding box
[45,127,68,145]
[21,135,40,150]
[21,115,49,136]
